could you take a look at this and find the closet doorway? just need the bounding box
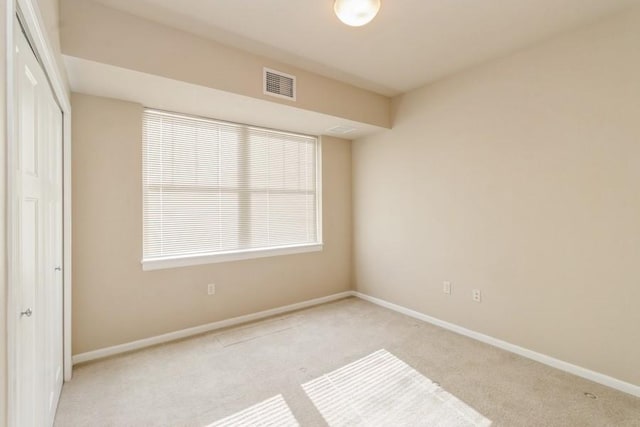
[9,14,64,426]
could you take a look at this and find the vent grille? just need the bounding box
[264,68,296,101]
[327,125,357,135]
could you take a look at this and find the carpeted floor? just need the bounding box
[54,297,640,426]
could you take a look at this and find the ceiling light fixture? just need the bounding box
[334,0,381,27]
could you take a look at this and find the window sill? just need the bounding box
[141,243,323,271]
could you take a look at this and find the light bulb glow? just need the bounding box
[334,0,381,27]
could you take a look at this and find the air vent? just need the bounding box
[327,125,357,135]
[264,68,296,101]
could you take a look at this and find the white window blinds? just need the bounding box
[142,110,321,264]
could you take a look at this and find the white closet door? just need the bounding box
[43,67,64,424]
[14,17,64,427]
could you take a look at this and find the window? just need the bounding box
[142,109,322,270]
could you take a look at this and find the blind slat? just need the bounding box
[143,109,320,260]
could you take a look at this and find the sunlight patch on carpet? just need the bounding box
[206,394,299,426]
[302,349,492,426]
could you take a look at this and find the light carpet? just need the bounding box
[54,298,640,426]
[207,394,299,427]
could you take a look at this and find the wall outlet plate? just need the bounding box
[207,284,216,295]
[472,289,481,302]
[443,281,452,295]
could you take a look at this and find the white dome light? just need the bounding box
[334,0,381,27]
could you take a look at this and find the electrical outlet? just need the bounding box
[207,284,216,295]
[472,289,481,302]
[443,281,452,295]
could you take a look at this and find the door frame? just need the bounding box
[5,0,72,424]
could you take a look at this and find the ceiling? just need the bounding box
[90,0,637,96]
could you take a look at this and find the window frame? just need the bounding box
[140,109,323,271]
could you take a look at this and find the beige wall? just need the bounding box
[71,93,352,354]
[37,0,68,91]
[60,0,390,129]
[353,9,640,385]
[36,0,60,53]
[1,2,7,424]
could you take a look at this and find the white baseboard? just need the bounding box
[352,291,640,398]
[72,291,353,364]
